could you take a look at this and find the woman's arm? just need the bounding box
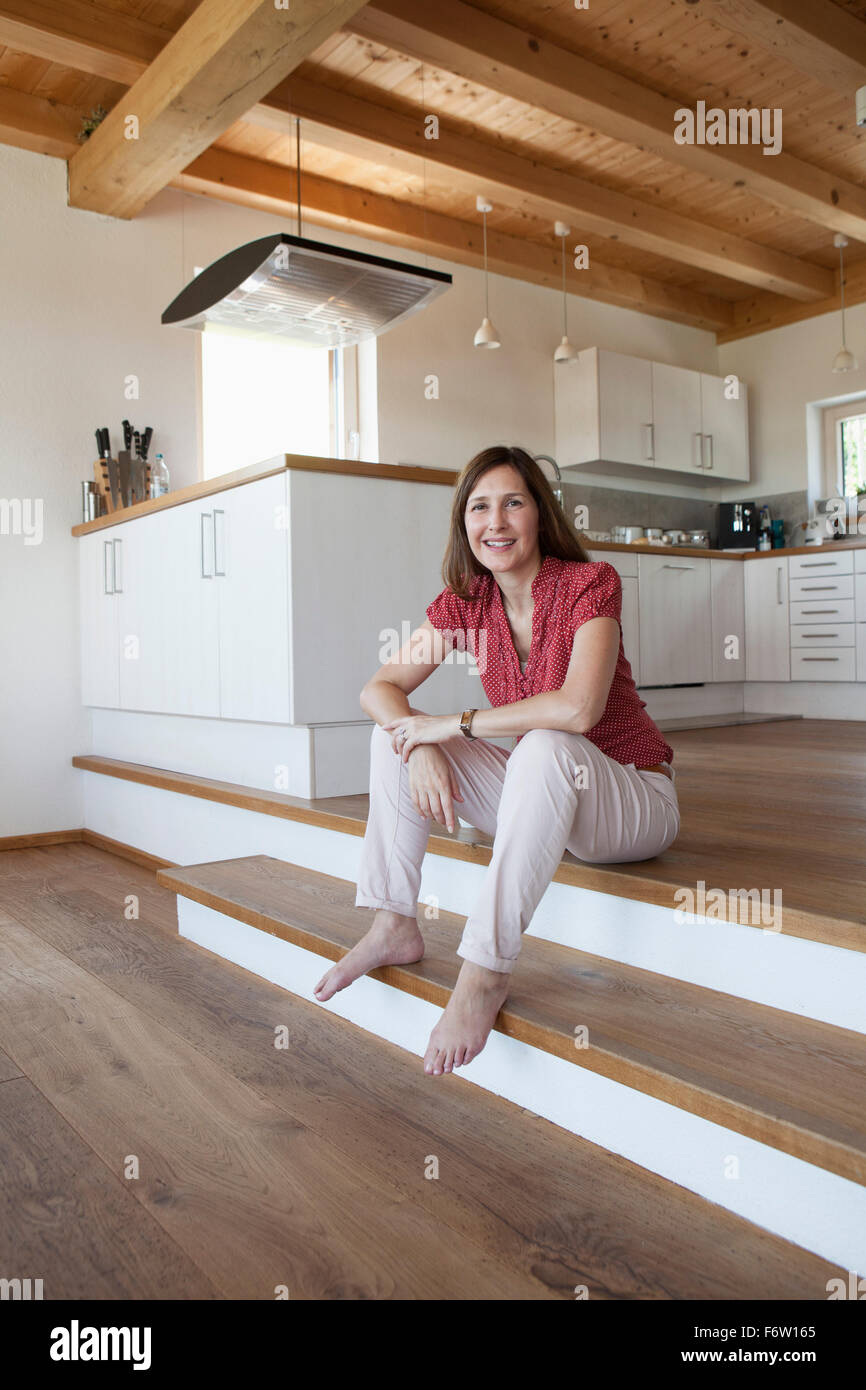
[360,618,455,727]
[386,616,621,755]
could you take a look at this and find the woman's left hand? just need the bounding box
[382,713,461,761]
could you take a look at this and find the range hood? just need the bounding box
[161,233,452,348]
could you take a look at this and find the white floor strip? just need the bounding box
[83,772,866,1034]
[177,896,866,1279]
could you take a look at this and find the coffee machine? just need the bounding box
[718,501,758,550]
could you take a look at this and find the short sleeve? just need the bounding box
[426,587,465,632]
[571,561,621,633]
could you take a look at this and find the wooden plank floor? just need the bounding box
[0,842,846,1300]
[323,719,866,935]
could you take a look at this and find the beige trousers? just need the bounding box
[354,720,681,973]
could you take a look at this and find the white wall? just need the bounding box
[717,304,866,502]
[375,260,720,478]
[0,139,837,835]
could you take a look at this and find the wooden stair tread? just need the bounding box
[158,854,866,1187]
[74,752,866,952]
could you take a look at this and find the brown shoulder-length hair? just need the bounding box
[441,445,591,598]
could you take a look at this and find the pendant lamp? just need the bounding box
[553,220,578,363]
[474,196,501,348]
[833,234,859,373]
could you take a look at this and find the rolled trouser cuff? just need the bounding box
[456,937,516,974]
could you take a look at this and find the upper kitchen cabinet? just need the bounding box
[699,373,750,482]
[555,347,750,483]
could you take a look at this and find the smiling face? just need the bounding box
[464,464,541,578]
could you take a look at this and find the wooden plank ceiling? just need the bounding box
[0,0,864,339]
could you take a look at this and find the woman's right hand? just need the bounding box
[406,745,464,833]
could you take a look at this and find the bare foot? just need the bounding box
[424,959,511,1076]
[313,909,424,1002]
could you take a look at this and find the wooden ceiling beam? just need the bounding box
[717,260,866,345]
[0,0,164,85]
[348,0,866,244]
[0,84,80,157]
[180,145,735,332]
[671,0,866,93]
[66,0,371,219]
[264,77,833,301]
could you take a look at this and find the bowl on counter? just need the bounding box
[622,526,645,543]
[685,529,710,548]
[663,529,686,545]
[645,527,664,542]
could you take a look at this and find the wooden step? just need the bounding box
[76,751,866,952]
[655,712,802,731]
[157,854,866,1188]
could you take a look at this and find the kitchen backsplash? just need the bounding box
[560,482,810,548]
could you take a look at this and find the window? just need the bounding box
[200,323,333,480]
[822,400,866,497]
[840,414,866,496]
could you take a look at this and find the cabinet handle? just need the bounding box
[662,562,696,570]
[800,608,837,615]
[103,540,113,595]
[201,512,213,579]
[801,656,839,662]
[800,632,839,638]
[799,584,838,591]
[213,509,226,577]
[112,538,122,593]
[694,432,704,469]
[644,423,654,460]
[704,433,714,470]
[776,566,783,604]
[798,560,837,568]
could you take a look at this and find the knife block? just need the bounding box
[93,458,116,514]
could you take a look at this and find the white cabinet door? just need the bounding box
[700,374,750,481]
[710,560,745,681]
[598,350,654,467]
[161,503,221,717]
[80,529,120,707]
[215,473,290,723]
[652,362,703,474]
[744,557,789,681]
[638,555,712,685]
[857,623,866,682]
[116,511,172,713]
[621,575,640,687]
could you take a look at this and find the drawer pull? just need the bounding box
[799,560,837,568]
[662,563,696,570]
[800,632,839,638]
[800,609,837,615]
[801,656,839,662]
[799,585,838,591]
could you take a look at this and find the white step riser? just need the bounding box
[83,771,866,1035]
[178,896,866,1278]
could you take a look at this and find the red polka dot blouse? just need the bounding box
[426,552,674,767]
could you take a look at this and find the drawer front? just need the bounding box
[790,598,855,624]
[789,622,855,647]
[789,574,854,601]
[790,647,856,681]
[789,551,854,578]
[589,549,638,578]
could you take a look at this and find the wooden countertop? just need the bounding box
[71,452,458,536]
[587,537,866,561]
[71,454,866,560]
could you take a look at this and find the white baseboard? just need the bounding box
[177,896,866,1279]
[80,771,866,1033]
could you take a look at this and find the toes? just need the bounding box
[453,1046,466,1068]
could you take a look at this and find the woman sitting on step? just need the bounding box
[313,445,680,1076]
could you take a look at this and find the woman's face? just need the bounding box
[464,464,540,577]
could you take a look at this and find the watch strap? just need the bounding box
[459,708,477,739]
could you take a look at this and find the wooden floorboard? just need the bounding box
[0,1074,220,1300]
[72,720,866,949]
[0,843,845,1299]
